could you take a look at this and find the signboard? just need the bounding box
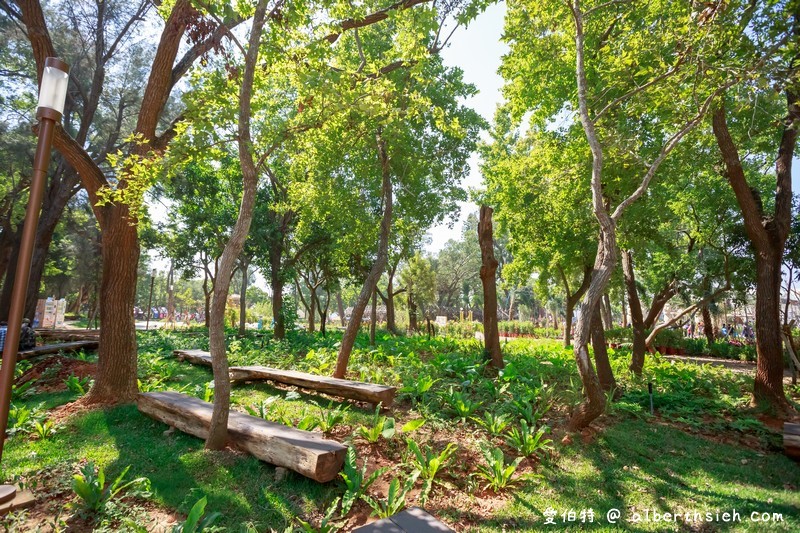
[42,298,56,328]
[435,315,448,327]
[55,298,67,328]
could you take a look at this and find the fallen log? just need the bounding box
[173,349,212,367]
[785,422,800,461]
[18,341,99,361]
[137,391,346,482]
[229,365,396,407]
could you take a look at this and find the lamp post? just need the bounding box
[0,58,69,505]
[145,268,156,331]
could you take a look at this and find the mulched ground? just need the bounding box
[17,355,96,393]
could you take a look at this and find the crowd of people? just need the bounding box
[685,321,755,341]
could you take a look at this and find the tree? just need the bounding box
[500,0,748,430]
[400,252,436,332]
[478,205,503,369]
[14,0,247,403]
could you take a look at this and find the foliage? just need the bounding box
[361,471,420,519]
[65,375,93,396]
[404,438,458,506]
[71,462,150,515]
[474,445,531,492]
[504,421,553,458]
[339,447,387,517]
[356,405,396,443]
[171,497,221,533]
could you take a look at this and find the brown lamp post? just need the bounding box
[0,58,69,506]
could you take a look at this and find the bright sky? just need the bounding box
[424,3,508,253]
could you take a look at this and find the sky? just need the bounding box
[424,3,508,253]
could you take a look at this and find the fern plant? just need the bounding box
[404,438,458,506]
[505,421,553,458]
[339,447,387,516]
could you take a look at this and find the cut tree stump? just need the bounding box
[785,423,800,460]
[173,349,212,367]
[229,365,396,407]
[18,341,99,361]
[352,507,455,532]
[137,391,346,482]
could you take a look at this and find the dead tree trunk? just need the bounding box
[478,205,504,369]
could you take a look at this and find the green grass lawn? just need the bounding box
[1,330,798,531]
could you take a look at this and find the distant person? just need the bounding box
[721,324,728,337]
[0,322,7,352]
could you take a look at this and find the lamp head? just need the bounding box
[152,268,157,277]
[37,57,70,122]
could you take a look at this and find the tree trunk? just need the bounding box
[334,129,393,378]
[336,291,346,326]
[621,290,628,328]
[202,267,211,328]
[712,97,796,413]
[560,265,592,348]
[621,250,647,374]
[600,293,612,330]
[206,0,269,450]
[702,304,715,344]
[382,263,399,334]
[591,306,615,392]
[269,241,285,340]
[568,231,614,431]
[238,260,248,336]
[408,291,418,332]
[784,265,793,327]
[478,205,504,369]
[309,286,317,333]
[753,251,789,408]
[317,289,329,336]
[369,289,377,346]
[84,210,139,403]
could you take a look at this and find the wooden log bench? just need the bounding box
[173,349,212,367]
[229,365,396,408]
[785,422,800,460]
[18,340,99,361]
[137,391,346,482]
[352,507,454,532]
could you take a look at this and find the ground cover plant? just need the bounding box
[0,329,797,531]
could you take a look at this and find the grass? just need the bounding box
[1,328,798,531]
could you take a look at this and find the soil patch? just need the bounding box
[17,355,96,393]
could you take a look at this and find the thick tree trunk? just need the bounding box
[478,205,504,369]
[753,251,789,407]
[369,289,377,346]
[336,291,346,326]
[621,250,647,374]
[712,97,796,413]
[84,211,139,403]
[238,261,248,336]
[702,304,715,344]
[591,306,615,392]
[334,129,393,378]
